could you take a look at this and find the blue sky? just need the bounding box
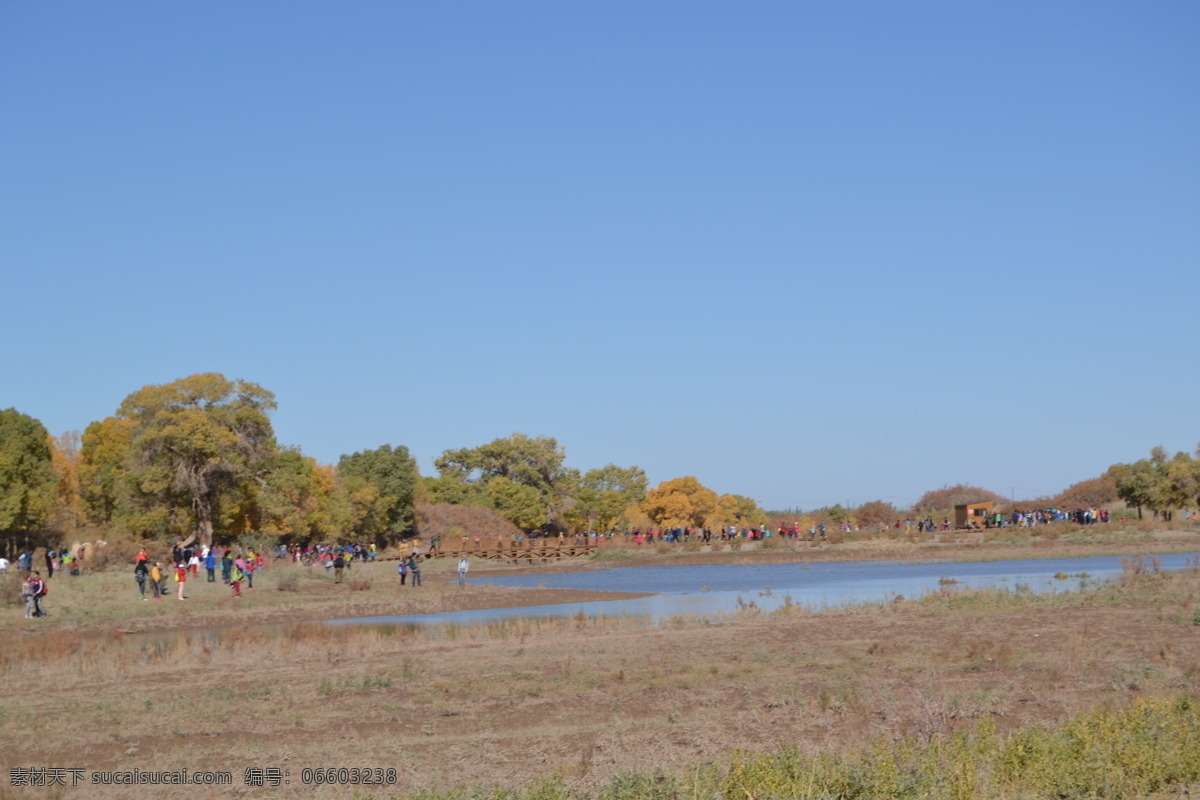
[3,1,1197,510]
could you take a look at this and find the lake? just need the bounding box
[329,551,1198,628]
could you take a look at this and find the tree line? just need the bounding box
[5,373,1196,553]
[0,373,768,551]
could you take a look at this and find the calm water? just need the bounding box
[330,551,1199,628]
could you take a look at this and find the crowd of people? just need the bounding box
[131,543,269,601]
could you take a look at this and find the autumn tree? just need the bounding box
[641,476,719,529]
[79,416,135,525]
[913,484,1005,514]
[716,493,766,528]
[0,408,58,554]
[49,430,85,534]
[854,499,899,529]
[255,448,321,539]
[1054,474,1119,509]
[116,373,277,546]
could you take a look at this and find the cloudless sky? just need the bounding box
[3,1,1197,510]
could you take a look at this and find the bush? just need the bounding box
[0,572,26,607]
[76,531,148,572]
[349,576,372,592]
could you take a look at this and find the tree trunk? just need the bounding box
[195,494,215,547]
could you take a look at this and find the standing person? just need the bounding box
[204,550,216,582]
[188,552,200,578]
[397,559,408,586]
[150,562,163,599]
[457,556,469,586]
[175,562,187,600]
[29,572,46,617]
[408,555,422,587]
[45,550,55,579]
[332,553,345,584]
[244,557,255,589]
[134,559,149,600]
[22,574,37,618]
[230,564,244,598]
[221,550,233,584]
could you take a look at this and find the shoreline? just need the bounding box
[10,527,1199,638]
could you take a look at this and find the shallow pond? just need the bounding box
[330,551,1199,628]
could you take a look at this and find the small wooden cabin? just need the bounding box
[954,501,995,529]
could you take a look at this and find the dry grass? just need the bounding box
[3,530,1200,798]
[3,560,1200,798]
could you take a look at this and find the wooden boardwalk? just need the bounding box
[386,537,603,563]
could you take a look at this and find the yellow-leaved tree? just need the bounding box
[640,476,719,529]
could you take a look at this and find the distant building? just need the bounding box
[954,501,995,529]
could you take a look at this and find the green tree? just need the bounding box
[641,476,719,529]
[569,464,648,532]
[434,434,576,531]
[337,444,419,542]
[0,409,58,553]
[1161,452,1198,521]
[117,373,277,546]
[1114,459,1157,520]
[485,476,547,531]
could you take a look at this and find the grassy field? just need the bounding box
[2,523,1200,799]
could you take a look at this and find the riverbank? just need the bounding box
[4,524,1198,638]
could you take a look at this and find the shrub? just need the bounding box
[0,573,25,607]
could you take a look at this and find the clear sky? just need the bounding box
[3,1,1197,510]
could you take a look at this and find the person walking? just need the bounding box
[457,556,469,586]
[333,553,345,584]
[231,565,244,598]
[204,550,216,582]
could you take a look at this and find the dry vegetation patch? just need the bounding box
[2,555,1200,798]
